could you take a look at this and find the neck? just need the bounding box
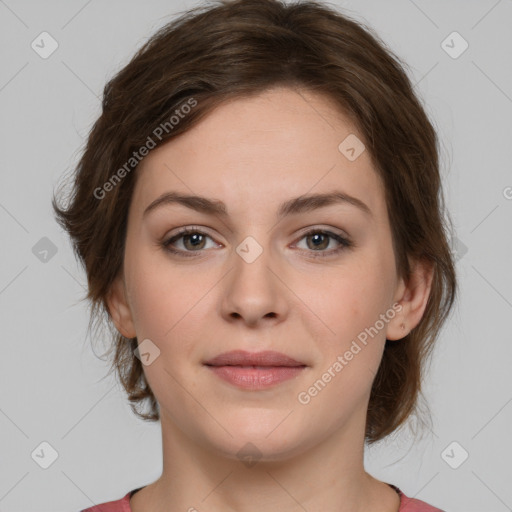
[132,405,400,512]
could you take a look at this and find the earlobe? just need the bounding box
[386,258,434,341]
[106,275,137,338]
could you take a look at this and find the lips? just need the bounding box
[203,350,306,368]
[204,350,307,390]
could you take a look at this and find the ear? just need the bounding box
[386,257,434,341]
[106,274,137,339]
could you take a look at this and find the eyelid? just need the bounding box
[294,224,349,238]
[165,224,349,240]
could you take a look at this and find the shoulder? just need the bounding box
[396,487,446,511]
[79,489,134,512]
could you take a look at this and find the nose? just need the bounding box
[220,240,289,328]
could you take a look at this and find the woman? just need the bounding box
[53,0,456,510]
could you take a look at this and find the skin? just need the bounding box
[108,86,433,512]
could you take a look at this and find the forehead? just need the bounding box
[132,87,386,220]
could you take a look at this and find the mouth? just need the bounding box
[203,349,306,367]
[203,350,307,389]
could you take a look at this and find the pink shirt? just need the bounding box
[79,484,445,511]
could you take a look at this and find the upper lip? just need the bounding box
[204,350,306,367]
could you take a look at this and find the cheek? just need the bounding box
[126,272,170,339]
[124,261,206,393]
[303,252,395,379]
[124,251,215,372]
[124,242,190,334]
[309,262,390,338]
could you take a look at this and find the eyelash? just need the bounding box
[161,226,353,259]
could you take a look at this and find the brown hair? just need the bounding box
[52,0,457,444]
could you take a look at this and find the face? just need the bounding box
[108,87,422,462]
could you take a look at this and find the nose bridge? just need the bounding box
[232,230,276,293]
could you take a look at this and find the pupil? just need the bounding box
[188,234,203,247]
[310,233,327,249]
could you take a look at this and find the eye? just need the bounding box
[163,227,218,257]
[293,229,353,258]
[162,227,353,258]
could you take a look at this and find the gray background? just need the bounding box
[1,0,511,511]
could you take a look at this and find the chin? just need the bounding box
[201,415,311,463]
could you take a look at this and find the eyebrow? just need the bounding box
[143,190,373,220]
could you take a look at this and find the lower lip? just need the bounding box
[206,365,306,389]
